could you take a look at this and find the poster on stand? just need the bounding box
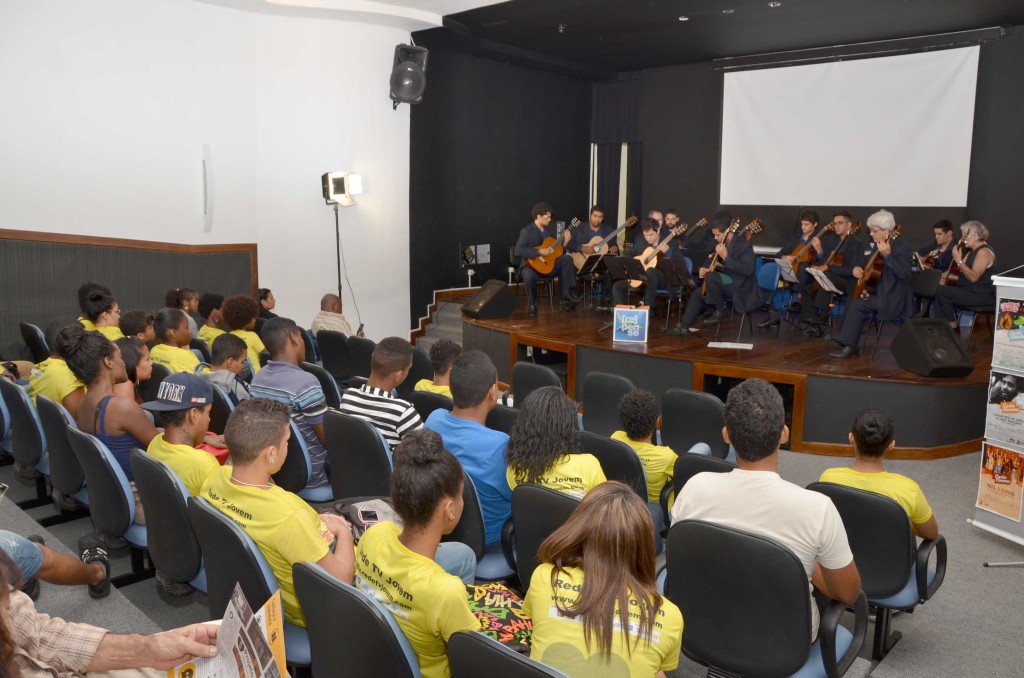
[985,370,1024,448]
[991,298,1024,372]
[976,442,1024,522]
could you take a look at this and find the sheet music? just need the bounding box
[774,258,799,283]
[806,267,842,295]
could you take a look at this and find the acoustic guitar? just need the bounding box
[787,221,835,276]
[629,217,708,289]
[822,222,862,268]
[571,216,637,271]
[701,218,764,294]
[940,236,968,287]
[524,217,580,275]
[853,224,901,300]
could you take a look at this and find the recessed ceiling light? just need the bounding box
[769,1,782,7]
[679,16,689,21]
[722,9,734,14]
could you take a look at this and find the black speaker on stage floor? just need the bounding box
[891,318,973,378]
[462,281,516,320]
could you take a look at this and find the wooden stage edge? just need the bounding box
[461,291,991,461]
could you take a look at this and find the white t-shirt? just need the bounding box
[670,468,853,638]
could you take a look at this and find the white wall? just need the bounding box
[0,0,411,338]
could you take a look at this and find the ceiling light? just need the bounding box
[769,1,782,7]
[679,16,689,21]
[722,9,734,15]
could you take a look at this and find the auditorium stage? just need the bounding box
[461,293,992,460]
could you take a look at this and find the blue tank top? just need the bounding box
[94,396,144,481]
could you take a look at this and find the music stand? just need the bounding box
[576,255,607,309]
[807,267,842,295]
[657,259,693,326]
[602,256,646,283]
[775,258,800,284]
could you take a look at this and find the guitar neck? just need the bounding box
[596,223,628,248]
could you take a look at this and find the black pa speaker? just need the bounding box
[462,281,516,320]
[891,318,973,378]
[389,44,428,109]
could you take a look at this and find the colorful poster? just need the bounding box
[976,442,1024,522]
[985,370,1024,448]
[613,305,649,343]
[991,298,1024,372]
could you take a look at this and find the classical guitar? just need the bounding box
[571,216,637,271]
[629,217,708,289]
[940,236,968,287]
[822,222,862,268]
[787,221,836,276]
[525,217,580,275]
[701,218,764,294]
[853,224,901,300]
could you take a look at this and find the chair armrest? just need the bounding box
[500,518,516,571]
[659,480,673,528]
[916,534,947,602]
[819,590,868,678]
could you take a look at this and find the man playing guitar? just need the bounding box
[610,218,678,308]
[514,202,578,316]
[567,205,619,259]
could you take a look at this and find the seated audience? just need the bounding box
[249,318,328,489]
[222,293,266,375]
[0,551,219,676]
[202,398,354,627]
[200,333,251,405]
[27,317,85,414]
[76,282,111,331]
[112,336,154,404]
[611,389,677,504]
[119,309,156,343]
[339,336,421,449]
[819,408,939,540]
[415,339,462,399]
[166,287,201,339]
[82,286,125,341]
[424,350,508,546]
[149,308,200,374]
[0,530,109,600]
[524,482,683,677]
[257,287,279,319]
[197,292,226,348]
[506,386,605,499]
[670,379,860,640]
[355,429,480,678]
[311,292,362,338]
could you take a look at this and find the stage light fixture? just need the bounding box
[321,171,363,207]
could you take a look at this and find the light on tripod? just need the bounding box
[321,171,363,207]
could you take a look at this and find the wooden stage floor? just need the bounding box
[462,293,991,460]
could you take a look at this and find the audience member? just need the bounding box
[82,286,125,341]
[249,318,328,489]
[339,336,421,449]
[200,333,251,405]
[27,317,85,414]
[149,308,200,374]
[670,379,860,639]
[506,386,605,499]
[165,287,201,339]
[524,482,683,677]
[355,429,480,677]
[414,339,461,398]
[119,309,156,343]
[611,389,677,504]
[0,530,109,600]
[257,287,278,319]
[311,292,362,338]
[222,294,266,375]
[202,398,353,627]
[819,408,939,540]
[76,282,111,332]
[197,292,226,348]
[113,336,154,404]
[424,350,508,546]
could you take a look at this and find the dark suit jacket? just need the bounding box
[723,233,763,314]
[872,237,915,320]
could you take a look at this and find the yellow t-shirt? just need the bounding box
[149,343,200,374]
[610,431,677,503]
[28,357,84,406]
[198,324,226,349]
[201,466,335,627]
[231,329,266,375]
[506,454,606,499]
[819,467,934,525]
[146,433,221,497]
[524,563,683,678]
[94,325,125,341]
[78,316,96,332]
[414,379,452,399]
[355,521,479,678]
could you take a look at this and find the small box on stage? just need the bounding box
[613,305,649,343]
[462,280,516,320]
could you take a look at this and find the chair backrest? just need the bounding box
[408,390,454,421]
[577,430,647,500]
[442,471,488,560]
[485,404,519,434]
[188,497,277,618]
[666,520,812,677]
[449,630,568,677]
[19,322,50,364]
[511,483,581,590]
[348,336,376,379]
[0,378,47,470]
[137,362,171,404]
[271,420,313,493]
[254,316,268,338]
[189,337,213,363]
[671,454,735,499]
[757,261,782,292]
[258,351,271,368]
[396,347,433,400]
[316,330,354,383]
[35,395,85,497]
[660,388,729,459]
[807,482,915,598]
[300,327,319,364]
[131,450,203,584]
[300,361,342,410]
[207,385,235,436]
[511,362,561,405]
[580,372,634,437]
[293,562,420,678]
[66,428,135,538]
[322,410,392,499]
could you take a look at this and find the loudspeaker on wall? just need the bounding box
[462,280,516,320]
[390,44,428,109]
[891,318,973,378]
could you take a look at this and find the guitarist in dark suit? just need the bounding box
[830,210,915,358]
[796,212,865,336]
[566,205,619,257]
[514,202,578,316]
[611,218,677,308]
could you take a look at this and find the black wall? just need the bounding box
[408,48,591,326]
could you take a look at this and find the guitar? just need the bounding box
[571,216,637,270]
[853,225,901,300]
[701,218,764,294]
[822,222,862,268]
[787,221,836,276]
[940,237,968,287]
[524,217,580,275]
[629,217,708,288]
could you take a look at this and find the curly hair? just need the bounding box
[60,324,116,384]
[391,429,464,530]
[119,310,154,339]
[851,408,895,458]
[618,389,659,440]
[83,287,117,322]
[428,339,462,374]
[221,294,260,331]
[198,293,224,320]
[506,386,579,485]
[165,287,198,310]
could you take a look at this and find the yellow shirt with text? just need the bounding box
[198,324,226,350]
[355,521,479,678]
[506,454,606,500]
[611,431,677,503]
[819,467,933,525]
[147,433,221,497]
[414,379,453,399]
[231,329,266,375]
[94,325,125,341]
[149,343,200,374]
[28,357,83,406]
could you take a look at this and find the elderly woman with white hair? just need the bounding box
[933,220,996,327]
[830,209,915,358]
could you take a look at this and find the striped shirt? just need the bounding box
[339,384,422,449]
[250,361,329,488]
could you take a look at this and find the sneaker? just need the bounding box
[98,534,129,554]
[78,535,111,599]
[19,577,40,600]
[156,569,196,598]
[51,488,83,512]
[14,461,42,480]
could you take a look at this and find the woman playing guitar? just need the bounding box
[932,220,996,328]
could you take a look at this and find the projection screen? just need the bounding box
[720,46,979,207]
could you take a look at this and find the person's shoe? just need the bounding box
[78,535,111,599]
[685,278,698,290]
[702,311,729,326]
[156,569,196,598]
[19,576,40,600]
[560,299,577,312]
[666,323,687,336]
[565,290,581,304]
[829,345,860,359]
[52,488,83,513]
[527,303,538,317]
[802,325,825,338]
[757,312,780,329]
[14,462,42,480]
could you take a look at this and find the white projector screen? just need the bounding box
[720,46,979,207]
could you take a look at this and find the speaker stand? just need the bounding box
[333,203,343,300]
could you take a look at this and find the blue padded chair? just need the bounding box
[485,404,519,435]
[443,472,514,581]
[0,377,51,509]
[36,395,89,507]
[348,336,376,380]
[396,347,433,400]
[408,390,453,423]
[300,361,343,410]
[19,322,50,364]
[207,384,235,436]
[293,562,420,678]
[300,327,319,365]
[0,386,11,455]
[580,372,634,437]
[660,388,729,459]
[508,483,580,591]
[450,630,569,677]
[577,430,648,501]
[322,410,393,501]
[188,497,310,669]
[511,362,561,406]
[271,419,333,503]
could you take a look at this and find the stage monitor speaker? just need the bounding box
[891,318,973,378]
[462,280,516,320]
[389,44,428,109]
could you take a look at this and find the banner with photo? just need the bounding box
[976,442,1024,522]
[991,298,1024,372]
[985,370,1024,448]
